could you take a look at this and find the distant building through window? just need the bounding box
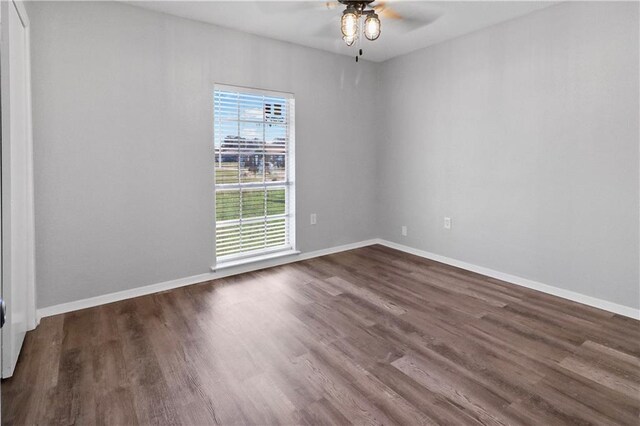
[213,85,295,263]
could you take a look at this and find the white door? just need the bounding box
[0,0,36,379]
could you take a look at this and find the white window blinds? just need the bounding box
[214,85,295,261]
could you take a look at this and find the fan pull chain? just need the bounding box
[356,14,363,62]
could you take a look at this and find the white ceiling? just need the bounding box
[126,1,557,62]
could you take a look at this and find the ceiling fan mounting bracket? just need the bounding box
[338,0,375,11]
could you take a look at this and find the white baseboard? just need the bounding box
[36,239,379,321]
[36,238,639,321]
[376,239,640,320]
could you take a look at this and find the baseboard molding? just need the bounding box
[37,237,639,321]
[376,239,640,320]
[36,239,379,320]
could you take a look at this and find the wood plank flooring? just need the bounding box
[3,245,639,425]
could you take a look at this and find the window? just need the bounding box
[214,85,295,264]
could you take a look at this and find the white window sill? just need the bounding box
[212,249,301,272]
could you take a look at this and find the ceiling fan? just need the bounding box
[256,1,442,62]
[328,1,419,62]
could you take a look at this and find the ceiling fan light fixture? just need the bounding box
[364,12,381,41]
[341,6,359,38]
[343,34,356,46]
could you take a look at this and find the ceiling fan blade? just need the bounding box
[375,2,445,32]
[254,2,322,15]
[325,1,339,10]
[389,16,435,32]
[374,3,403,20]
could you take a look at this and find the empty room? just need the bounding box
[0,0,638,424]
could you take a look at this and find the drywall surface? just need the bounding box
[30,1,640,312]
[377,2,640,309]
[29,1,379,307]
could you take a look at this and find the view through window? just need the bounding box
[214,85,295,262]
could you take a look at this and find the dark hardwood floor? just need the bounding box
[3,245,639,425]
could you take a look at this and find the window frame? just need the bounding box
[212,83,296,267]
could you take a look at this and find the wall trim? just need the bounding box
[376,239,640,320]
[37,238,639,322]
[36,239,379,321]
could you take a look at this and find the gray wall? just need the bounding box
[30,1,640,311]
[29,1,379,308]
[377,2,640,309]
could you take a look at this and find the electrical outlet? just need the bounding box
[310,213,317,225]
[444,217,451,230]
[401,226,407,236]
